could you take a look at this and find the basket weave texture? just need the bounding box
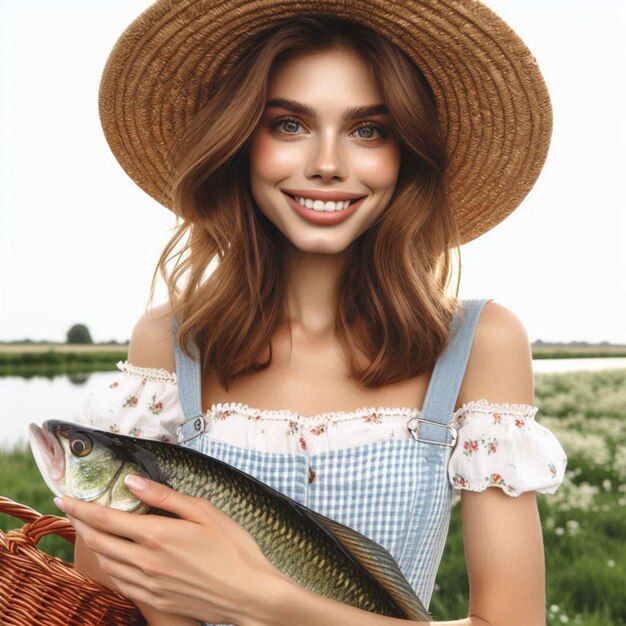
[0,496,146,625]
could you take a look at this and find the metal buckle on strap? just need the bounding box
[176,415,207,444]
[406,417,458,448]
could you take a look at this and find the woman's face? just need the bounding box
[249,47,401,255]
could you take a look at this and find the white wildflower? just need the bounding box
[612,446,626,479]
[552,429,610,468]
[547,473,600,513]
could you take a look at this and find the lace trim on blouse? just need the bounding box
[80,361,567,497]
[116,360,178,384]
[208,399,539,427]
[452,398,539,420]
[209,401,425,423]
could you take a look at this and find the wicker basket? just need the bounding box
[0,496,146,625]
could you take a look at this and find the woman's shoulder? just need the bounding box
[449,301,568,496]
[128,302,177,373]
[456,300,533,409]
[472,299,529,339]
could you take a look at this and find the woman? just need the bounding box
[55,3,567,625]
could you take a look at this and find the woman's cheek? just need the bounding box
[249,133,297,182]
[349,141,401,187]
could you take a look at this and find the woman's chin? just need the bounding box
[299,245,350,257]
[282,232,358,256]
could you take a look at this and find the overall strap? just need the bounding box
[410,298,493,446]
[172,317,206,443]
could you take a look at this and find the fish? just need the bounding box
[29,419,432,621]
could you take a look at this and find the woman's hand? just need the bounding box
[54,476,288,625]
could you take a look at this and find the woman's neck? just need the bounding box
[281,242,349,338]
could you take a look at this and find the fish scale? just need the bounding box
[29,420,431,621]
[150,436,423,616]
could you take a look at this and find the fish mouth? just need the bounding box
[28,421,69,498]
[29,420,158,508]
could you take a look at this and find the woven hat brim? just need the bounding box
[98,0,552,244]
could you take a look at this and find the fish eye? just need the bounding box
[69,434,93,457]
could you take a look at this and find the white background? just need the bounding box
[1,0,625,343]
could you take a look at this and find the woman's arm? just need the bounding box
[461,489,545,626]
[456,301,546,626]
[247,578,489,626]
[73,304,196,625]
[459,301,546,626]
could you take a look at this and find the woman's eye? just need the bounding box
[270,116,303,134]
[353,124,385,140]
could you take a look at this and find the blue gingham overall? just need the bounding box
[174,298,491,625]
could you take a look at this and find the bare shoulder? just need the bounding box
[456,300,535,409]
[127,302,176,373]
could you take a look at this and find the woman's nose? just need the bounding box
[305,133,346,180]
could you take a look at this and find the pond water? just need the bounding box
[2,358,626,450]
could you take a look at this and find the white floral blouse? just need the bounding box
[79,361,568,497]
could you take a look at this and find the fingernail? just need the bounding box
[124,475,147,492]
[53,497,66,512]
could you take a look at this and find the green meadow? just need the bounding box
[431,368,626,625]
[1,343,625,378]
[1,368,624,625]
[0,344,127,377]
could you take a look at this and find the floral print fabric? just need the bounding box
[206,401,427,454]
[79,361,181,443]
[79,361,567,497]
[448,399,567,496]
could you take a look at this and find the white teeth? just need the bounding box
[294,196,352,212]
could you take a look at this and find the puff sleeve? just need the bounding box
[78,361,184,443]
[448,399,568,497]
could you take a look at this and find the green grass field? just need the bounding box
[0,345,127,376]
[1,368,624,624]
[431,368,626,625]
[0,344,128,353]
[1,342,625,378]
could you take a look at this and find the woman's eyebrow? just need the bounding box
[265,98,389,120]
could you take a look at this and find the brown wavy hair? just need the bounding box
[149,14,463,390]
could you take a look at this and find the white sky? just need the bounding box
[1,0,625,344]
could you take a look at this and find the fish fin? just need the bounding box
[300,508,431,621]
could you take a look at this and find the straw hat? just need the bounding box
[99,0,552,244]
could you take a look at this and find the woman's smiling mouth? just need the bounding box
[281,190,367,225]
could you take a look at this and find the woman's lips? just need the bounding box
[282,192,366,226]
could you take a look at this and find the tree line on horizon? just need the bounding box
[0,323,625,349]
[0,323,128,346]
